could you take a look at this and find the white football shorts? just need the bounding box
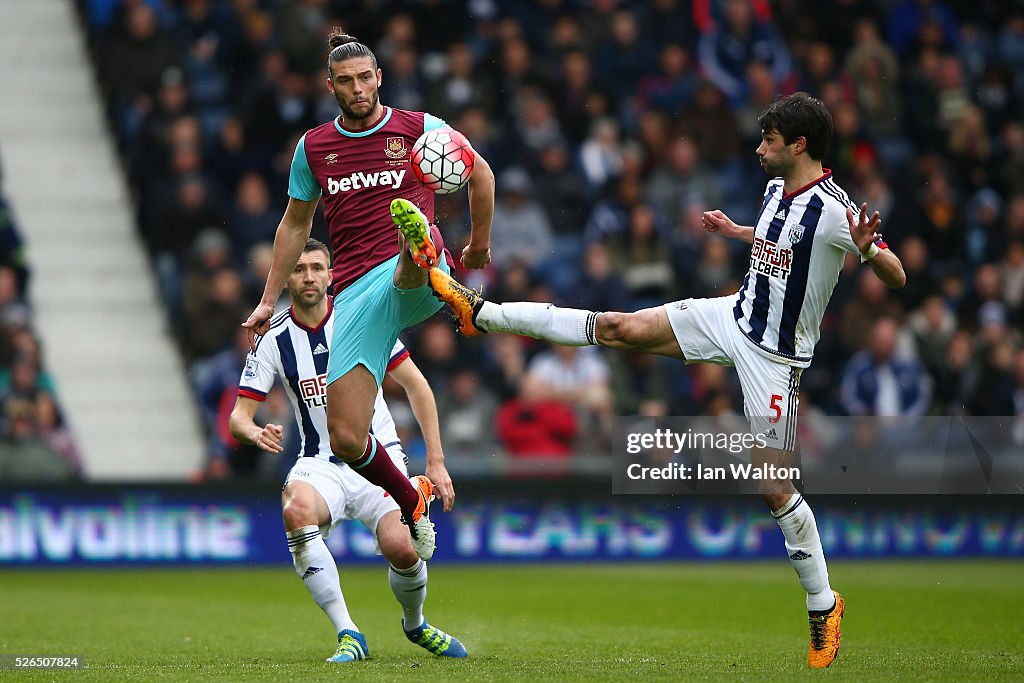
[664,296,802,451]
[283,449,407,538]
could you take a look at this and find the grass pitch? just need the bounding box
[0,561,1020,681]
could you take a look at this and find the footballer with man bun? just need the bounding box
[243,32,495,567]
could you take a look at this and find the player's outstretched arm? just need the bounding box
[242,198,319,347]
[702,209,755,243]
[846,204,906,289]
[463,150,495,269]
[389,357,455,511]
[229,395,285,454]
[865,248,905,288]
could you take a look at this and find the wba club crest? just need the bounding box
[385,137,408,159]
[787,223,805,243]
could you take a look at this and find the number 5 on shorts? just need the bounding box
[769,394,783,424]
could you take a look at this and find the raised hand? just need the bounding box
[242,302,275,351]
[702,209,753,243]
[425,460,456,512]
[846,203,883,255]
[461,243,491,269]
[253,423,284,453]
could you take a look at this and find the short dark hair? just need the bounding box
[327,30,378,76]
[757,92,833,161]
[303,238,330,262]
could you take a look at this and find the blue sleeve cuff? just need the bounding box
[424,112,446,133]
[287,134,322,201]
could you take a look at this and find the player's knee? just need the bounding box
[282,495,318,530]
[328,423,364,460]
[383,541,418,570]
[378,518,418,568]
[758,481,793,506]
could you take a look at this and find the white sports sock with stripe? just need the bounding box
[389,559,427,630]
[772,494,835,612]
[287,525,357,634]
[476,302,596,345]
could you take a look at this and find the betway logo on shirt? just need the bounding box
[327,169,406,194]
[750,236,793,281]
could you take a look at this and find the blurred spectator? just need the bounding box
[532,142,589,234]
[583,176,644,243]
[101,3,180,126]
[496,386,577,468]
[226,172,278,254]
[845,19,903,141]
[794,43,852,102]
[641,0,696,51]
[279,0,328,75]
[839,269,906,354]
[933,330,977,414]
[565,242,631,313]
[380,43,425,112]
[436,368,499,460]
[735,61,778,147]
[182,237,246,359]
[609,204,675,306]
[1002,241,1024,316]
[692,237,734,298]
[410,320,460,395]
[895,236,936,310]
[523,345,613,419]
[34,393,83,476]
[426,42,494,121]
[592,9,656,97]
[0,192,28,296]
[909,296,956,379]
[964,188,1004,268]
[645,135,721,228]
[607,350,674,415]
[514,91,566,161]
[678,80,742,171]
[638,44,697,116]
[841,318,932,417]
[887,0,959,58]
[488,167,554,267]
[480,334,529,400]
[578,117,624,192]
[554,49,598,146]
[903,48,945,154]
[697,0,792,105]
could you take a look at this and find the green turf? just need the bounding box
[0,561,1020,681]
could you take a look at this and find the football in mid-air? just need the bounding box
[410,127,475,194]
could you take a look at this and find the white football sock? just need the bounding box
[389,559,427,630]
[476,301,597,345]
[287,525,357,634]
[771,495,835,612]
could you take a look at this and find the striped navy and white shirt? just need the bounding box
[237,302,409,462]
[733,170,877,367]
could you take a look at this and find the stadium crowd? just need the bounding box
[77,0,1024,477]
[0,163,82,479]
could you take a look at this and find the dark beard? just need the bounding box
[761,158,790,177]
[337,91,379,123]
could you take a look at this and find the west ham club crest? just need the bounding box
[385,137,408,159]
